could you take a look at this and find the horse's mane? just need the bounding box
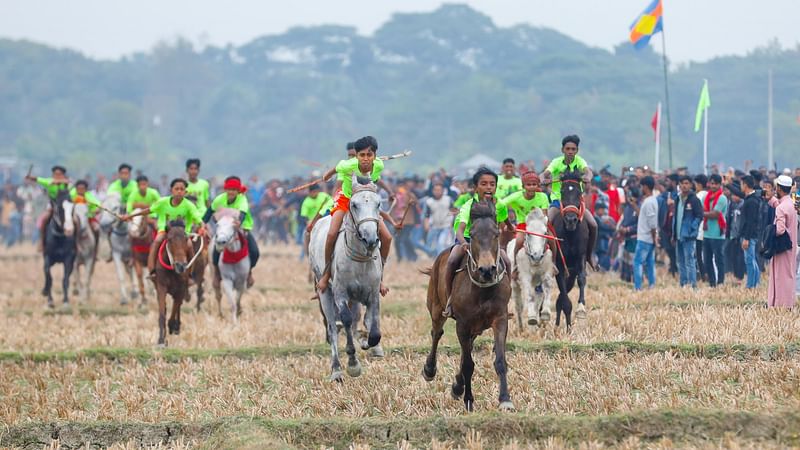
[560,169,582,183]
[168,220,186,230]
[470,200,496,221]
[353,176,377,193]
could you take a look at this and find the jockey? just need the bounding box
[107,163,136,204]
[25,165,71,252]
[122,178,205,279]
[202,176,259,289]
[301,183,333,253]
[540,134,598,269]
[70,180,101,233]
[316,136,400,297]
[497,158,522,199]
[126,175,161,227]
[443,167,514,318]
[499,171,552,277]
[185,158,211,217]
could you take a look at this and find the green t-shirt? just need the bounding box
[546,155,588,201]
[69,188,100,217]
[210,193,253,231]
[703,192,728,240]
[336,158,384,198]
[107,179,137,203]
[300,192,333,221]
[500,191,549,223]
[127,188,162,214]
[37,177,71,200]
[186,178,211,216]
[496,176,522,199]
[453,195,509,239]
[150,196,202,233]
[454,193,472,209]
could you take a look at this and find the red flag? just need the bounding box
[651,107,659,141]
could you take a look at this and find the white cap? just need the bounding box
[783,168,792,175]
[776,175,793,188]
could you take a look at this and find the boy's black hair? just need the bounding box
[693,174,708,187]
[75,179,89,188]
[708,174,722,184]
[170,178,187,189]
[346,142,355,150]
[472,166,498,186]
[679,175,693,184]
[640,176,655,190]
[561,134,580,147]
[52,165,67,174]
[136,175,149,183]
[186,158,201,169]
[741,175,756,190]
[118,163,132,172]
[502,158,515,165]
[354,136,378,153]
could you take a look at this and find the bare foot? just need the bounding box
[442,301,453,318]
[380,282,389,297]
[316,272,330,293]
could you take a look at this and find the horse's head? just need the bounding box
[99,193,122,231]
[128,209,146,239]
[559,169,584,231]
[348,173,381,252]
[524,208,548,263]
[53,190,75,237]
[72,203,90,236]
[469,200,500,284]
[165,220,191,275]
[213,208,240,251]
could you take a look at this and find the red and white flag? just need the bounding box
[651,105,660,141]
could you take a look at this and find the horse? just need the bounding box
[422,200,514,412]
[153,221,203,346]
[189,229,208,310]
[309,174,383,382]
[71,203,97,304]
[128,211,154,306]
[98,193,137,305]
[42,190,77,308]
[211,208,250,321]
[506,208,555,329]
[551,169,591,330]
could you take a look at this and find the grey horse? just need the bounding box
[71,203,98,304]
[98,193,137,305]
[309,174,383,382]
[212,208,250,322]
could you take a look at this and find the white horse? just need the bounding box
[212,208,251,322]
[309,174,384,382]
[71,203,97,304]
[507,208,555,329]
[98,193,137,305]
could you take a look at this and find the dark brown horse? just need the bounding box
[422,200,514,411]
[128,213,154,306]
[154,221,195,346]
[551,169,591,330]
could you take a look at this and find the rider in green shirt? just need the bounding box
[25,165,71,252]
[540,135,597,270]
[203,176,260,288]
[185,158,211,217]
[443,167,514,318]
[123,178,205,278]
[497,158,523,199]
[500,171,553,274]
[107,163,136,204]
[300,184,334,256]
[126,175,162,218]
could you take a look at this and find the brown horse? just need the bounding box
[128,212,154,306]
[154,221,196,346]
[422,200,514,411]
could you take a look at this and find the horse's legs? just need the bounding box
[62,256,74,305]
[511,278,523,330]
[320,291,343,381]
[452,327,476,411]
[361,292,381,350]
[156,285,167,346]
[422,314,446,381]
[518,263,535,327]
[221,273,237,323]
[133,259,146,305]
[576,264,587,320]
[540,271,554,323]
[43,257,53,307]
[492,317,513,410]
[168,290,184,335]
[336,291,361,377]
[84,252,95,303]
[112,253,129,305]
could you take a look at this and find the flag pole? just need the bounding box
[660,31,674,169]
[703,80,709,175]
[655,102,662,173]
[768,69,774,170]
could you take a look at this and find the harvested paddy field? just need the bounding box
[1,244,798,449]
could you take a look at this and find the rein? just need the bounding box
[158,232,205,272]
[547,223,570,278]
[558,179,586,221]
[465,243,507,288]
[343,190,380,263]
[518,228,563,241]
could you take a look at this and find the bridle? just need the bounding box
[464,219,506,288]
[159,231,205,272]
[343,187,380,263]
[559,179,585,222]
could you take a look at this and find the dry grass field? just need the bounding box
[1,243,799,449]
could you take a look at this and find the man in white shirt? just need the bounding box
[633,176,659,291]
[423,183,454,256]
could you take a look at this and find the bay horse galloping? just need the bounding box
[128,211,154,307]
[422,200,514,412]
[551,169,594,330]
[154,221,203,346]
[42,190,77,308]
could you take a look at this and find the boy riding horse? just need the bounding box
[500,171,552,277]
[25,165,71,253]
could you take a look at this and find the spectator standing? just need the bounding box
[618,188,640,283]
[725,183,745,281]
[658,174,679,277]
[633,176,659,290]
[594,202,615,271]
[702,174,728,287]
[423,183,454,256]
[693,174,708,282]
[673,176,703,288]
[767,175,797,307]
[738,175,761,288]
[392,179,418,262]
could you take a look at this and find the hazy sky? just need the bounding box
[2,0,798,63]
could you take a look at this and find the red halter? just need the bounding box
[559,179,585,221]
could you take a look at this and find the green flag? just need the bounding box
[694,80,710,132]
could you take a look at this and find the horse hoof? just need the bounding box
[346,362,362,378]
[576,303,587,320]
[368,345,385,358]
[422,366,436,382]
[359,339,370,351]
[465,400,474,412]
[330,371,344,382]
[451,383,464,399]
[527,316,539,326]
[499,401,515,412]
[156,342,166,349]
[120,299,128,306]
[540,310,551,322]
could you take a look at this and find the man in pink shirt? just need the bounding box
[767,175,798,308]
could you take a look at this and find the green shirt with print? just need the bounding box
[150,196,203,233]
[210,193,253,231]
[300,192,334,221]
[37,177,71,200]
[496,176,522,199]
[336,158,384,198]
[107,179,137,204]
[186,178,211,216]
[500,191,549,223]
[127,188,162,214]
[453,195,509,239]
[546,155,588,201]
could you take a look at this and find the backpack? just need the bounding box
[759,224,793,260]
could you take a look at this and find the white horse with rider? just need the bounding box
[507,208,555,329]
[71,202,98,304]
[98,192,137,305]
[210,208,251,322]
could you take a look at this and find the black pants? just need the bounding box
[213,231,260,268]
[703,238,725,287]
[695,240,705,281]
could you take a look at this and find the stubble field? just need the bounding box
[1,243,799,449]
